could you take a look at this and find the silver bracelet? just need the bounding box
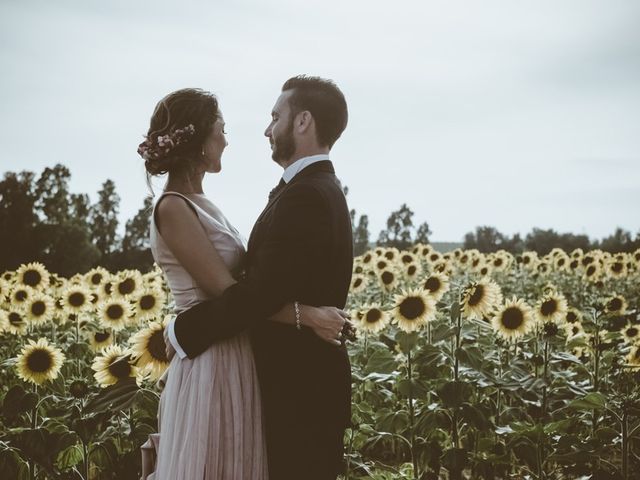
[294,301,302,331]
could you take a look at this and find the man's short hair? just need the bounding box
[282,75,348,148]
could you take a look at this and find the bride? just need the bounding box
[137,88,349,479]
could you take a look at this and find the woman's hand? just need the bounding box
[304,306,356,346]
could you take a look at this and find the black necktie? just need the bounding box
[268,178,286,201]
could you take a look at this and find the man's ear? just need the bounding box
[295,110,313,133]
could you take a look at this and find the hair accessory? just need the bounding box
[137,124,196,161]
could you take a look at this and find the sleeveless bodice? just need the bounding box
[149,192,247,313]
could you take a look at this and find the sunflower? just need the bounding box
[520,252,538,270]
[15,262,50,291]
[564,308,583,325]
[0,278,9,302]
[356,304,390,333]
[399,252,417,265]
[113,270,144,299]
[392,289,437,333]
[627,345,640,368]
[9,285,34,309]
[553,254,570,273]
[383,248,400,262]
[491,297,534,340]
[97,298,132,331]
[582,263,601,282]
[15,338,65,385]
[378,269,399,292]
[421,272,450,302]
[61,284,93,314]
[621,324,640,344]
[361,251,375,267]
[375,259,390,272]
[604,294,627,315]
[564,322,585,339]
[0,310,8,332]
[461,279,503,320]
[5,307,28,335]
[88,329,114,351]
[1,270,15,282]
[84,267,111,290]
[129,317,170,381]
[350,274,368,294]
[606,258,627,279]
[404,262,422,280]
[133,286,166,322]
[535,291,569,324]
[478,264,492,277]
[25,291,55,325]
[92,345,139,387]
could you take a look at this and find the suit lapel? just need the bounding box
[247,160,336,252]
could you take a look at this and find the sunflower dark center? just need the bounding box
[430,254,439,262]
[354,278,363,288]
[94,331,110,342]
[570,260,579,269]
[480,268,488,275]
[140,295,156,310]
[523,257,531,264]
[69,292,85,307]
[377,261,387,270]
[558,259,565,266]
[501,307,524,330]
[408,266,417,276]
[118,278,135,295]
[31,301,46,316]
[626,327,638,338]
[608,298,623,311]
[9,312,23,325]
[15,290,28,302]
[26,349,53,373]
[106,304,124,320]
[399,297,425,320]
[424,277,441,293]
[384,252,394,260]
[566,311,578,323]
[494,259,503,267]
[148,330,168,362]
[402,255,413,264]
[363,254,372,263]
[23,270,41,287]
[461,255,469,263]
[586,266,596,276]
[91,273,103,285]
[612,263,623,273]
[365,309,382,323]
[354,266,363,274]
[468,285,485,307]
[104,283,113,295]
[108,357,132,379]
[381,271,394,285]
[540,299,558,316]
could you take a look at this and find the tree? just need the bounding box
[415,221,432,244]
[597,227,640,253]
[463,226,507,253]
[111,196,154,271]
[89,180,120,262]
[0,170,39,271]
[377,204,415,250]
[353,214,370,256]
[34,164,71,224]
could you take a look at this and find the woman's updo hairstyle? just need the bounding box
[140,88,219,176]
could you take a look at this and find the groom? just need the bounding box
[165,75,353,480]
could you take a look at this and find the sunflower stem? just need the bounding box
[406,348,419,480]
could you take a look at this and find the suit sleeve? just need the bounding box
[173,183,331,359]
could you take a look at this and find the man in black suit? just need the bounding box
[165,75,354,480]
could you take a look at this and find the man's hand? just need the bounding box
[163,325,176,362]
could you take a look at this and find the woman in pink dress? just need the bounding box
[137,88,350,480]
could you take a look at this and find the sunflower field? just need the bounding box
[0,246,639,479]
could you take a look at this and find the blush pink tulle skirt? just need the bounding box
[141,332,268,480]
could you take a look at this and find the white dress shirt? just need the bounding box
[167,154,330,359]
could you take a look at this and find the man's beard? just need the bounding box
[271,118,296,164]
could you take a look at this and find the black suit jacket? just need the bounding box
[173,160,354,427]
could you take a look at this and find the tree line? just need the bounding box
[1,164,638,276]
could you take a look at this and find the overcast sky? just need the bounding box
[1,0,639,242]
